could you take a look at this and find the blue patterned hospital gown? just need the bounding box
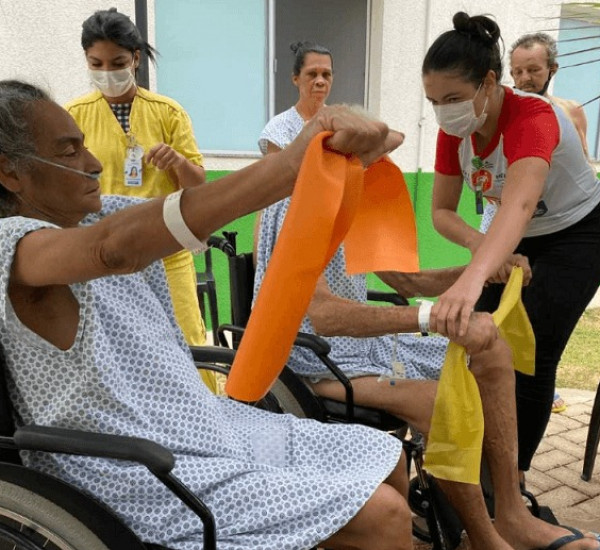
[0,196,402,550]
[257,105,448,382]
[258,106,304,154]
[256,199,449,381]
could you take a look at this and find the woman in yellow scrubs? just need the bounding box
[66,8,215,391]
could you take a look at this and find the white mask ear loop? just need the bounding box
[477,84,489,120]
[163,189,208,254]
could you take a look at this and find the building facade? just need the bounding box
[1,0,597,321]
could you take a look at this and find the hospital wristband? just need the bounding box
[417,299,434,336]
[162,189,208,255]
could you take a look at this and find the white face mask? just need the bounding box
[88,62,136,97]
[433,84,488,138]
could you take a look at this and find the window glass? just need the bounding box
[553,15,600,159]
[155,0,267,152]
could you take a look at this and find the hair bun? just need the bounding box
[452,11,471,33]
[452,11,500,46]
[290,41,304,55]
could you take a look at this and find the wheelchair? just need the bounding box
[0,344,223,550]
[214,234,463,550]
[214,232,561,548]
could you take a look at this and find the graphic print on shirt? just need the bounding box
[460,138,506,208]
[471,156,493,214]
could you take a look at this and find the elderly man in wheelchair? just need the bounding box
[0,79,598,550]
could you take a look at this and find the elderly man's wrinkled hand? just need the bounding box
[429,274,485,340]
[445,311,499,355]
[285,105,404,173]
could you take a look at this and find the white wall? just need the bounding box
[0,0,155,106]
[0,0,590,172]
[376,0,565,172]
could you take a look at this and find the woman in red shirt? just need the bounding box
[422,12,600,484]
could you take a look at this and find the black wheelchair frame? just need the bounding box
[0,344,221,550]
[213,231,561,548]
[215,235,464,550]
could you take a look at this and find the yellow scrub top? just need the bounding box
[66,88,216,392]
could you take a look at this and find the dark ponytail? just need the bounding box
[422,12,504,84]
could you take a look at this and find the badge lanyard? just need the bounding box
[124,133,144,187]
[471,155,489,215]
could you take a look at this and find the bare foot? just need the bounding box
[495,515,600,550]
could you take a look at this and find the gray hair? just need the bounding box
[0,80,51,217]
[510,32,558,67]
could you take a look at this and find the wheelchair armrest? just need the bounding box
[217,324,355,420]
[293,332,331,355]
[217,323,242,347]
[189,345,236,365]
[367,290,409,306]
[288,334,355,419]
[14,425,175,475]
[218,325,332,356]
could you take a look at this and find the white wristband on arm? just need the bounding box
[417,299,434,336]
[162,189,208,255]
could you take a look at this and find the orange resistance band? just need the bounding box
[225,132,419,401]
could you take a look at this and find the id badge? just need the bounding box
[124,145,144,187]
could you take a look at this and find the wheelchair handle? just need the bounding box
[207,235,236,257]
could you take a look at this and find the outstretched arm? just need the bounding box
[307,275,421,338]
[11,106,402,289]
[432,156,548,338]
[432,172,484,254]
[308,274,498,354]
[375,266,465,298]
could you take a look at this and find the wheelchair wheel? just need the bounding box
[0,479,111,549]
[0,464,148,550]
[269,367,327,421]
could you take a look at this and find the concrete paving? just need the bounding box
[529,387,600,534]
[413,386,600,548]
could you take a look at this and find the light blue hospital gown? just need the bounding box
[0,196,402,550]
[257,106,448,382]
[258,106,304,155]
[256,199,448,381]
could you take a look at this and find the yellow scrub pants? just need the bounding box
[163,250,217,393]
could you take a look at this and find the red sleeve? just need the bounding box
[434,129,463,175]
[502,96,559,165]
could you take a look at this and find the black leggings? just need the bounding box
[476,200,600,471]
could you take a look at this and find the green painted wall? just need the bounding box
[195,169,482,328]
